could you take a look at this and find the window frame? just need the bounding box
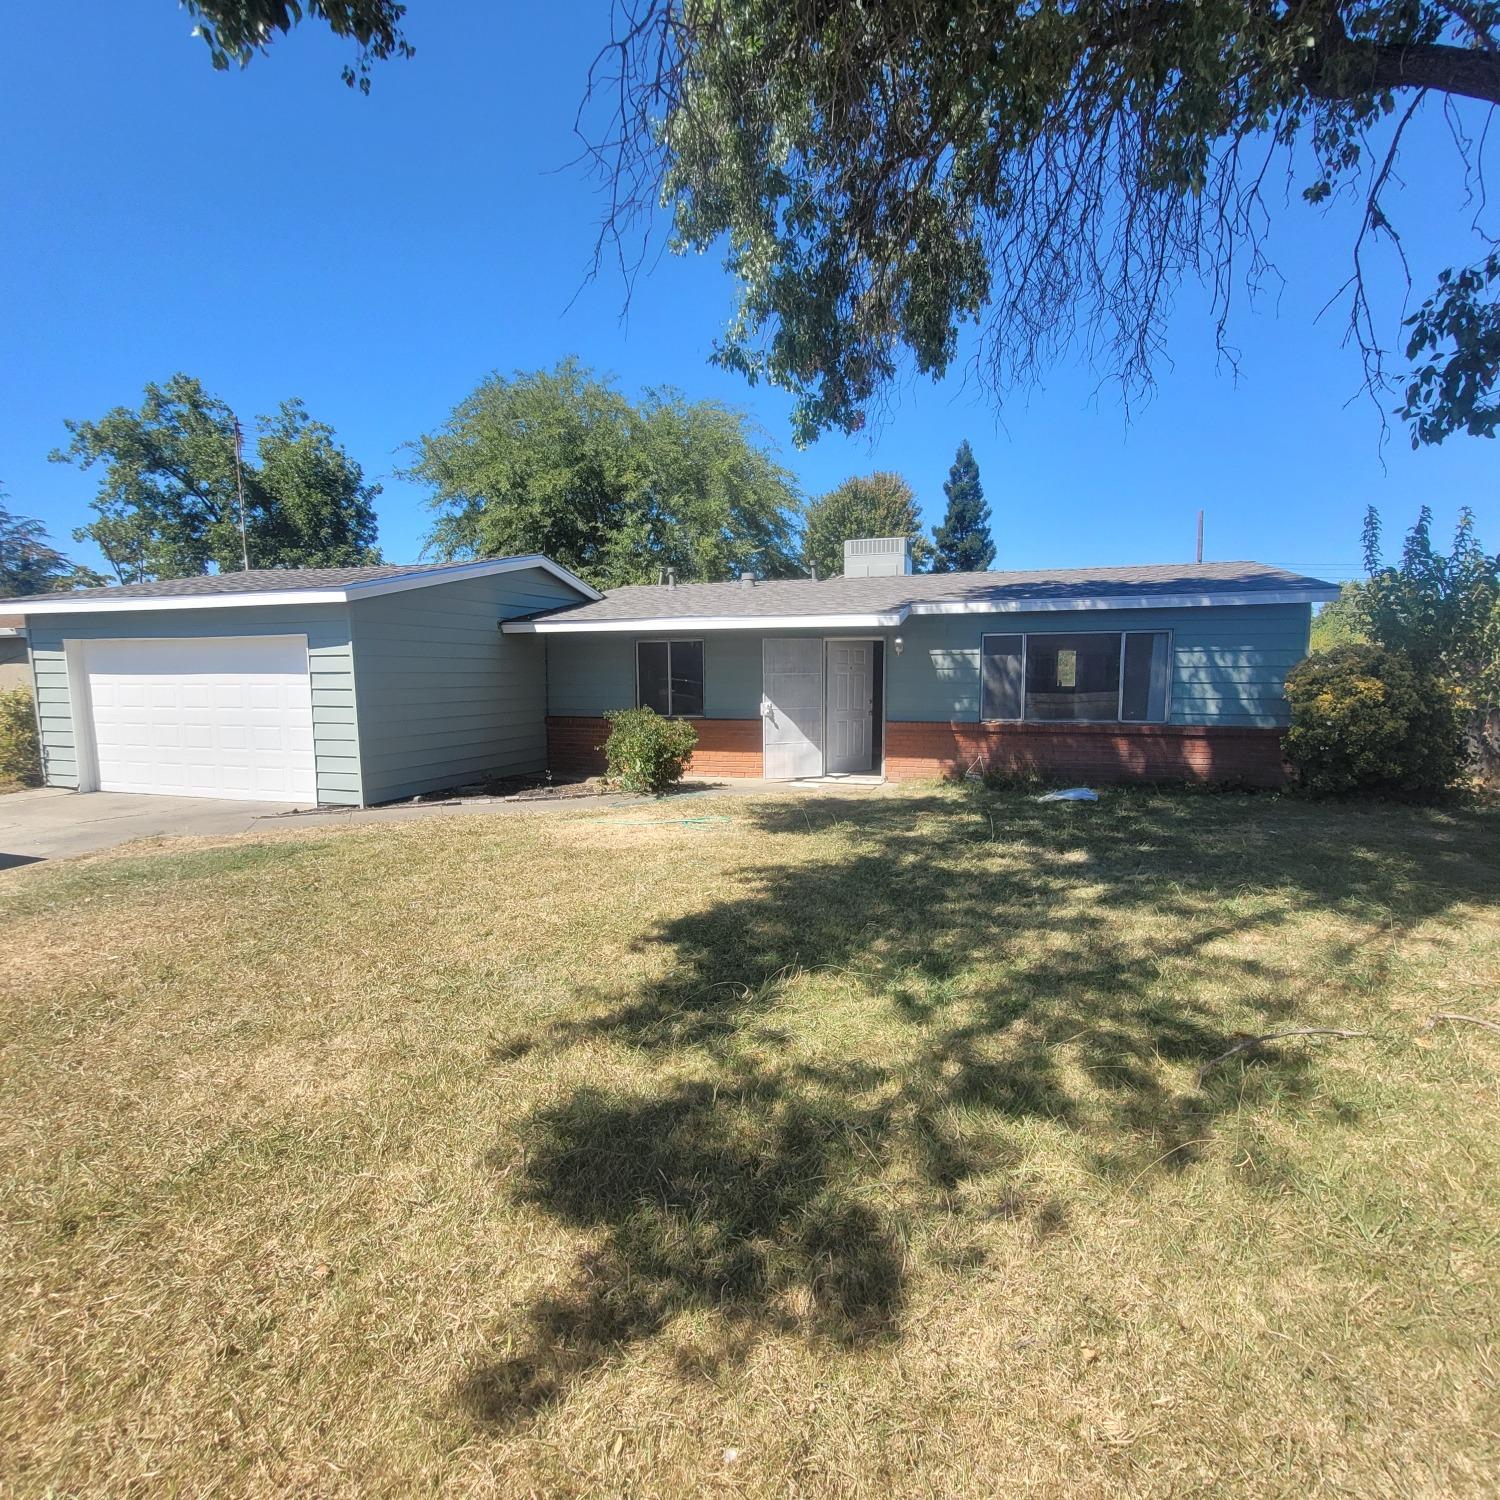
[634,637,706,719]
[979,628,1173,725]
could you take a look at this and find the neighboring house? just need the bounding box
[0,558,597,805]
[0,615,29,691]
[513,540,1339,787]
[0,541,1339,804]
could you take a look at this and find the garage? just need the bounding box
[79,635,317,802]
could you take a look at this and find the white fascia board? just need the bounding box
[341,554,601,603]
[504,610,907,634]
[504,587,1337,633]
[905,588,1341,614]
[4,555,601,617]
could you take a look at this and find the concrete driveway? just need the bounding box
[0,787,306,867]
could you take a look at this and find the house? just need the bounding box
[513,540,1339,787]
[0,616,29,691]
[0,541,1338,804]
[1,557,597,805]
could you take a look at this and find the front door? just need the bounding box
[825,640,874,774]
[762,638,824,779]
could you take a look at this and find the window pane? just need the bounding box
[1024,633,1121,720]
[637,641,670,714]
[669,640,704,717]
[980,634,1023,720]
[1121,632,1170,722]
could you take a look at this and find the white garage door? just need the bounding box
[82,635,317,802]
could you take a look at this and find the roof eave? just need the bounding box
[504,585,1340,633]
[0,554,601,616]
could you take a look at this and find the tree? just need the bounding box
[52,375,380,582]
[1309,585,1370,652]
[0,493,104,596]
[1354,505,1500,776]
[590,0,1500,446]
[407,359,802,588]
[931,441,995,573]
[254,401,381,568]
[180,1,412,92]
[802,473,930,578]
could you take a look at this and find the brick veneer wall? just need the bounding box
[548,715,1286,786]
[883,720,1286,787]
[546,716,764,778]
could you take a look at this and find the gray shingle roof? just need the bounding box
[525,561,1338,624]
[0,561,466,609]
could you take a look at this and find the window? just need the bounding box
[1026,633,1121,720]
[980,630,1170,723]
[980,635,1023,721]
[636,639,704,717]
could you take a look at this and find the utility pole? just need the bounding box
[1195,509,1204,565]
[231,416,250,572]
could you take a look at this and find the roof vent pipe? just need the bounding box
[667,567,677,589]
[810,563,818,581]
[740,572,754,588]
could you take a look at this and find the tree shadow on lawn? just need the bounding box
[460,790,1498,1428]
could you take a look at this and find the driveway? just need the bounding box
[0,787,307,867]
[1,776,897,868]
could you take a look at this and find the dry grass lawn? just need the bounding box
[1,785,1497,1497]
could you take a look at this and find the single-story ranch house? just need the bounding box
[2,540,1338,803]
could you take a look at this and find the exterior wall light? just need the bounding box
[892,635,904,656]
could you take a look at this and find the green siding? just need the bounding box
[545,603,1313,729]
[349,566,580,803]
[26,605,362,805]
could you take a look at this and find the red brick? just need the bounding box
[546,716,764,778]
[883,720,1286,787]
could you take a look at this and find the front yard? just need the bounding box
[1,787,1496,1497]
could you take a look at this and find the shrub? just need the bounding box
[1284,644,1464,797]
[0,686,42,787]
[603,706,699,794]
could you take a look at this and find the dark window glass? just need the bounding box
[1024,633,1121,720]
[636,640,704,716]
[1121,632,1170,722]
[980,635,1023,720]
[670,640,704,717]
[636,641,670,714]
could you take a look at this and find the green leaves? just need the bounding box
[406,359,803,587]
[931,440,995,573]
[1398,255,1500,447]
[50,375,380,582]
[802,473,930,578]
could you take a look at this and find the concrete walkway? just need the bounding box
[0,777,893,867]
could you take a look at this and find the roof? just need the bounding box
[0,556,600,616]
[502,561,1340,634]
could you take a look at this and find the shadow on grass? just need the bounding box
[460,789,1500,1428]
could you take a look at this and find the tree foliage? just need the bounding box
[52,374,381,582]
[931,441,995,573]
[0,493,103,597]
[180,1,412,91]
[802,473,930,578]
[407,360,803,588]
[589,0,1500,445]
[1285,643,1465,796]
[1348,505,1500,774]
[1309,585,1370,652]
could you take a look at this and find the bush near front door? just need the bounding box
[603,707,699,794]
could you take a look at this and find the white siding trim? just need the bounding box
[4,556,600,617]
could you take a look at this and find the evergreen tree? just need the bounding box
[931,441,994,573]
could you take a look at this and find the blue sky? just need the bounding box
[2,2,1495,584]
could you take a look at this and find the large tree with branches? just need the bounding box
[172,1,1500,448]
[582,0,1500,446]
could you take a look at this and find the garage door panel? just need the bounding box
[82,635,317,803]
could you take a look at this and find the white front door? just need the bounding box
[825,640,874,774]
[81,635,317,802]
[762,637,824,779]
